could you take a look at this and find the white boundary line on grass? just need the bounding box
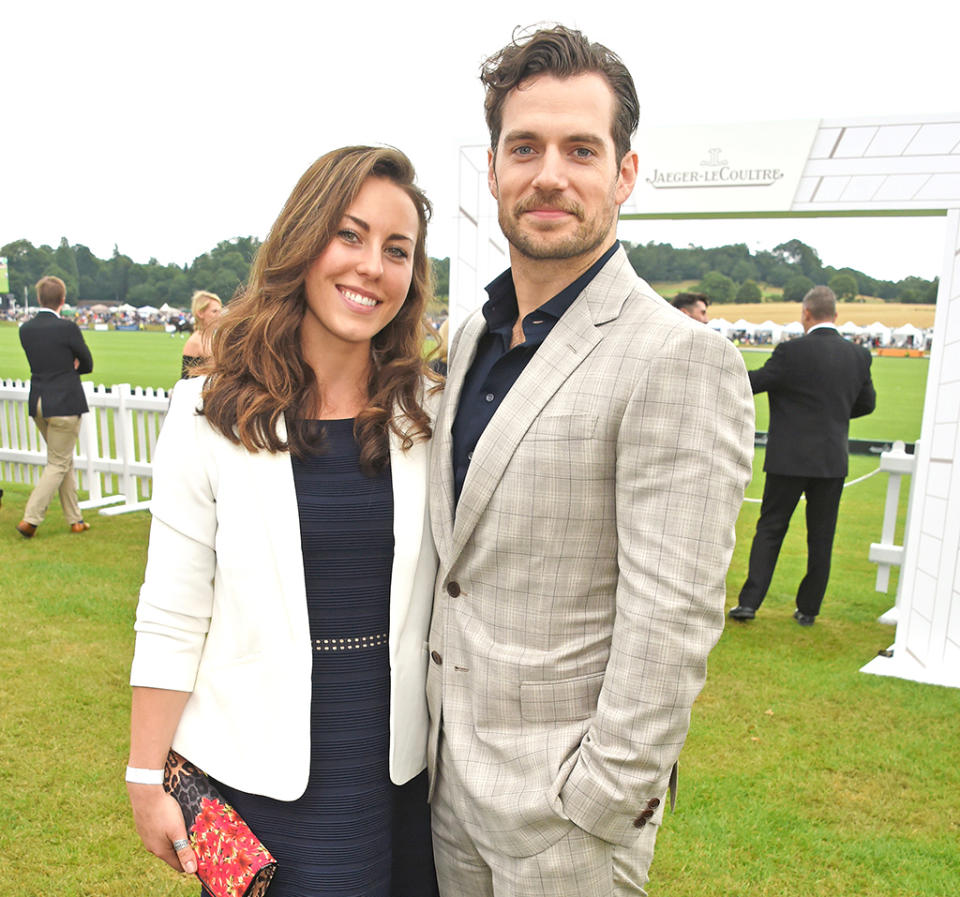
[742,464,882,503]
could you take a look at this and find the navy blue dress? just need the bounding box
[208,419,437,897]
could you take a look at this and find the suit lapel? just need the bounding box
[433,248,643,566]
[252,418,310,642]
[449,298,600,559]
[448,249,639,561]
[431,311,486,566]
[388,417,427,657]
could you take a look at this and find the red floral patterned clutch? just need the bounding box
[164,750,278,897]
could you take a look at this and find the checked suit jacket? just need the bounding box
[426,247,755,858]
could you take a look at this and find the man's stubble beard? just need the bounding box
[496,189,619,262]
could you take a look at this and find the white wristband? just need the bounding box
[125,765,164,785]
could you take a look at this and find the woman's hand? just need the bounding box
[127,782,197,874]
[127,688,195,871]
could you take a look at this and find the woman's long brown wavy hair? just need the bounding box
[200,146,436,474]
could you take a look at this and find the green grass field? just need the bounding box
[742,349,928,443]
[0,324,933,445]
[1,322,186,391]
[0,323,443,391]
[2,321,957,895]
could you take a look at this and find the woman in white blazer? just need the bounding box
[127,146,440,897]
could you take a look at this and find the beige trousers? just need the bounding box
[23,401,84,526]
[432,738,660,897]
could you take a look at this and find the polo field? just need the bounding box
[2,326,957,896]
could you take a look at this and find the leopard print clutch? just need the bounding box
[164,750,278,897]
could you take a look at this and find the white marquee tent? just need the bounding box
[708,317,733,338]
[864,321,892,345]
[755,320,783,342]
[782,320,804,337]
[892,323,924,347]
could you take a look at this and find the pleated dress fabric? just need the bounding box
[207,419,437,897]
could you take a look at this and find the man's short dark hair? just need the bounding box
[803,286,836,322]
[672,292,709,312]
[35,276,66,309]
[480,24,640,164]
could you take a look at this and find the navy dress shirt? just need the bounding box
[451,241,620,504]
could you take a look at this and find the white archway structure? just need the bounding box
[453,114,960,689]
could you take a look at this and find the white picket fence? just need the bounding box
[3,376,919,604]
[0,378,170,515]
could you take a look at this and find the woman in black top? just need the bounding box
[180,289,221,378]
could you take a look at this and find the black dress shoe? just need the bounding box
[793,610,816,627]
[728,605,756,621]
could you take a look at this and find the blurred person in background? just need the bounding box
[671,291,710,323]
[730,285,876,627]
[180,290,222,378]
[429,318,449,376]
[16,275,93,538]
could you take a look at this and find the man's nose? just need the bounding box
[531,146,568,192]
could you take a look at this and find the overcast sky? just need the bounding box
[4,0,958,284]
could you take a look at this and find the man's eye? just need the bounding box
[513,146,534,156]
[574,147,594,158]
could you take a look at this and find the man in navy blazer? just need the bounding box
[730,285,876,626]
[16,276,93,537]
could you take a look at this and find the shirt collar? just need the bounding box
[36,307,60,317]
[481,241,620,332]
[807,321,838,334]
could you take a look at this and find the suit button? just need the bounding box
[633,816,647,828]
[431,651,443,665]
[640,808,654,819]
[446,581,461,597]
[647,798,660,809]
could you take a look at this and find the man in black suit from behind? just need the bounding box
[16,276,94,537]
[730,285,875,626]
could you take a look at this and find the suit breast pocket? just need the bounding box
[519,671,605,723]
[525,412,598,442]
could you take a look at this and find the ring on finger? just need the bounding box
[172,838,190,852]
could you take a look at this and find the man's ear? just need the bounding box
[615,150,639,206]
[487,148,499,200]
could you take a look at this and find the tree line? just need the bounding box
[1,237,262,309]
[1,234,933,311]
[622,237,938,304]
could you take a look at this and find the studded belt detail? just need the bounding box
[312,632,389,652]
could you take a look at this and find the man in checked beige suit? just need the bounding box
[426,26,755,896]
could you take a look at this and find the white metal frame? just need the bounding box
[455,114,960,688]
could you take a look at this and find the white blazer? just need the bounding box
[130,376,438,799]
